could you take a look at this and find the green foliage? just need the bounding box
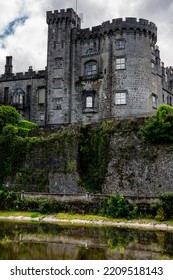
[38,199,59,214]
[0,105,20,130]
[18,120,38,130]
[141,104,173,143]
[156,193,173,220]
[0,191,103,215]
[0,105,39,184]
[103,194,138,219]
[0,124,18,141]
[0,190,17,210]
[78,125,111,193]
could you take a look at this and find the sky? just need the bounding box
[0,0,173,73]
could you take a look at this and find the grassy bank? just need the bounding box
[0,211,173,231]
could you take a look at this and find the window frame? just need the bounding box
[86,96,93,108]
[116,40,125,50]
[115,92,127,105]
[85,61,97,76]
[115,57,126,70]
[152,93,158,108]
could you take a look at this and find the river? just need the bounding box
[0,221,173,260]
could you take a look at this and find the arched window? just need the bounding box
[85,61,97,76]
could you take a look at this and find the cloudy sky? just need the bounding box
[0,0,173,73]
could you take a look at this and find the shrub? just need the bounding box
[18,120,38,130]
[0,190,17,210]
[1,124,18,140]
[0,105,20,131]
[157,193,173,220]
[141,104,173,143]
[103,194,138,219]
[38,199,59,214]
[17,127,30,137]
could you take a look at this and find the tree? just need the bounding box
[0,105,20,131]
[141,104,173,143]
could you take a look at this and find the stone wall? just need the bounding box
[103,131,173,196]
[4,125,173,197]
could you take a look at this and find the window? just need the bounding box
[19,94,23,104]
[162,93,165,103]
[151,61,155,69]
[4,87,9,104]
[53,97,62,110]
[115,92,126,105]
[53,78,63,89]
[85,61,97,75]
[151,44,155,52]
[54,57,63,69]
[115,58,125,70]
[167,96,172,106]
[86,96,93,108]
[86,42,97,55]
[40,113,44,121]
[152,94,157,108]
[116,40,125,49]
[82,90,97,112]
[38,88,45,104]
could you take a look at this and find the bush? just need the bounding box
[0,105,20,130]
[103,194,138,219]
[0,190,17,210]
[17,198,39,212]
[17,127,30,137]
[157,193,173,220]
[18,120,38,130]
[38,199,59,214]
[141,105,173,143]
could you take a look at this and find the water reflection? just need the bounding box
[0,221,173,260]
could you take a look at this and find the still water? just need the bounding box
[0,221,173,260]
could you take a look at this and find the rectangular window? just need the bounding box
[4,87,9,104]
[85,62,97,75]
[53,97,62,110]
[115,58,126,70]
[152,94,157,108]
[116,40,125,49]
[38,88,45,104]
[54,57,63,69]
[115,92,126,105]
[151,61,155,69]
[53,78,63,89]
[40,113,44,121]
[162,93,165,102]
[19,94,23,104]
[86,96,93,108]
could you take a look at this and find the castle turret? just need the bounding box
[46,8,81,124]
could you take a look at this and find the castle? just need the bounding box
[0,8,173,126]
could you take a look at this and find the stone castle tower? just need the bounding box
[0,8,173,125]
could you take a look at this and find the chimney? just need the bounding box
[5,56,13,75]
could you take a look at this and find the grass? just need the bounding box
[0,211,173,228]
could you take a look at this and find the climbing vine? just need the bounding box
[77,124,111,193]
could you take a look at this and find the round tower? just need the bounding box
[108,17,158,119]
[46,8,81,125]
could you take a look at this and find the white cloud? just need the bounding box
[0,0,173,73]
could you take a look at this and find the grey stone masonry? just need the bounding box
[0,8,173,125]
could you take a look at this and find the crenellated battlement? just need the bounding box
[0,69,47,82]
[77,17,157,41]
[46,8,81,28]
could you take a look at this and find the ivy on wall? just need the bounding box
[77,124,111,193]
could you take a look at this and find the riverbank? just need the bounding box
[0,211,173,231]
